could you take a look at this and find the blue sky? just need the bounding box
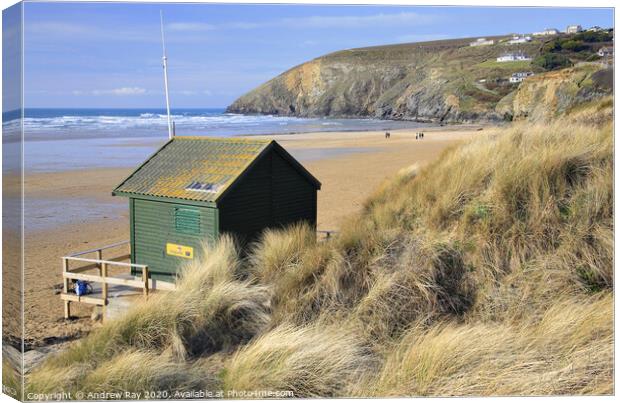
[20,2,613,108]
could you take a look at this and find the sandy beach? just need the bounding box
[9,125,487,346]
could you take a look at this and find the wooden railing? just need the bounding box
[61,241,175,319]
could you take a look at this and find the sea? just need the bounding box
[6,108,427,140]
[3,107,430,173]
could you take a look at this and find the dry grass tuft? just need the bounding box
[249,222,317,284]
[222,324,373,397]
[348,235,474,345]
[357,294,613,396]
[79,350,216,394]
[2,357,22,400]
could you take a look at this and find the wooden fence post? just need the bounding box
[96,249,103,276]
[101,262,108,319]
[101,263,108,300]
[63,258,71,319]
[142,266,149,298]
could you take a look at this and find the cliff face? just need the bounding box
[227,37,612,123]
[499,65,613,122]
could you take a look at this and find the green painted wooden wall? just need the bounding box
[130,198,218,280]
[218,149,317,246]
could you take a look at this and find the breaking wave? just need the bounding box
[12,108,430,140]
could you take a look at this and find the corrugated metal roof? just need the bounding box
[113,137,272,203]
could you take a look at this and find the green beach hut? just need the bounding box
[112,136,321,280]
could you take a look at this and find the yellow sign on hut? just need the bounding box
[166,243,194,259]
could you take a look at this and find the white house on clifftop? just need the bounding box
[509,71,535,83]
[507,35,532,44]
[470,38,494,47]
[566,25,583,34]
[533,28,559,36]
[497,52,532,62]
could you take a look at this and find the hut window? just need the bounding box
[174,207,201,234]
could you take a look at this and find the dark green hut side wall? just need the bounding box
[130,198,218,280]
[218,149,317,246]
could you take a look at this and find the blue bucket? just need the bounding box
[75,280,92,296]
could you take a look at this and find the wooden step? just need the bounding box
[60,293,107,306]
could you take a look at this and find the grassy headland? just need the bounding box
[227,31,613,123]
[26,97,613,397]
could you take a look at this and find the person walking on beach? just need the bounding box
[385,131,391,139]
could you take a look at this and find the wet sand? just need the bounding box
[8,125,487,345]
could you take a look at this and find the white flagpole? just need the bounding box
[160,11,173,139]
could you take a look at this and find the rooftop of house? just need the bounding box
[112,136,320,203]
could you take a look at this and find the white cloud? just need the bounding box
[166,22,215,32]
[84,88,213,97]
[173,90,198,95]
[90,87,147,96]
[278,12,441,29]
[171,12,444,32]
[26,21,160,43]
[26,22,91,35]
[226,21,263,30]
[165,20,260,31]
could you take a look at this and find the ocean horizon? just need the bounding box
[2,107,431,142]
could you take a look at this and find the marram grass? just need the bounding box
[27,103,613,397]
